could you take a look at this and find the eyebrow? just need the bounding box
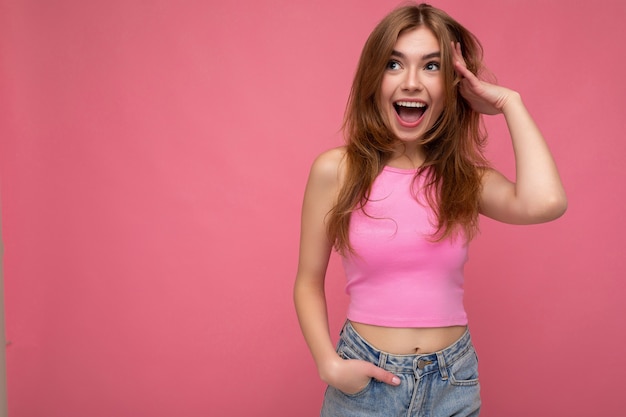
[390,50,441,60]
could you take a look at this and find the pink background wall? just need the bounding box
[1,0,625,416]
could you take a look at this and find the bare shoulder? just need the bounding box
[308,146,348,187]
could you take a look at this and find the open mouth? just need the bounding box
[393,101,427,125]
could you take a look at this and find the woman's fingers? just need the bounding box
[365,362,401,386]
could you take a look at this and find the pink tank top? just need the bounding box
[342,166,469,327]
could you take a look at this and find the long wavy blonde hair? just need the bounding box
[327,3,490,254]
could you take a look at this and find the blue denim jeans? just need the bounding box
[321,321,481,417]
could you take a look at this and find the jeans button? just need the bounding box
[417,359,433,370]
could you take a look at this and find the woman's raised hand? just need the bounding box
[451,42,518,115]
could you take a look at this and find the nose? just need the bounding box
[402,68,423,91]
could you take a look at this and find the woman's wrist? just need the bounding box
[317,353,343,384]
[500,90,523,115]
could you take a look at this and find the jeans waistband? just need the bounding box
[339,321,475,377]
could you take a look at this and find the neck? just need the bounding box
[387,143,426,169]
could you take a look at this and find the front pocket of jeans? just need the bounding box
[336,344,375,397]
[448,349,480,387]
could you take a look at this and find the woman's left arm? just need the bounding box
[453,43,567,224]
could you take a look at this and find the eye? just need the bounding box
[386,60,402,71]
[425,61,440,71]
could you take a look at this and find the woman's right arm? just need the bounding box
[293,148,400,394]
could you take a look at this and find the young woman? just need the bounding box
[294,3,567,416]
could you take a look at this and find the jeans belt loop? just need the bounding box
[377,352,388,369]
[436,351,449,380]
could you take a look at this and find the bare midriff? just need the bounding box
[350,321,468,355]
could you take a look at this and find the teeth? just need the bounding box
[395,101,426,108]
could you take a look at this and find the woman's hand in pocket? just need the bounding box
[320,355,401,395]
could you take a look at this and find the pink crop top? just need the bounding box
[342,166,469,327]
